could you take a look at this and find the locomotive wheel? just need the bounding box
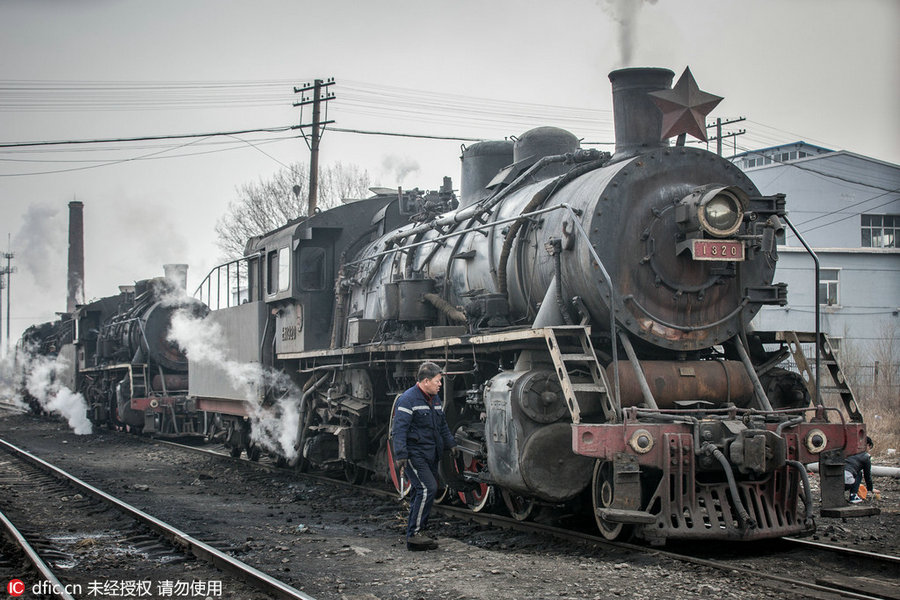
[456,456,492,512]
[344,461,368,484]
[247,444,261,462]
[386,440,411,498]
[434,485,450,505]
[387,395,412,498]
[290,454,310,473]
[592,460,633,541]
[501,489,535,521]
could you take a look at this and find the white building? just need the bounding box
[732,143,900,391]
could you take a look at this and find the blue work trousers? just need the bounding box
[405,454,439,539]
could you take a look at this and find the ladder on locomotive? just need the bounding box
[543,326,617,424]
[779,331,864,422]
[129,364,149,399]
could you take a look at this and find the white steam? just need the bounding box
[168,309,304,460]
[0,352,27,411]
[19,349,93,435]
[600,0,659,66]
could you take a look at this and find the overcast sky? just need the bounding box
[0,0,898,348]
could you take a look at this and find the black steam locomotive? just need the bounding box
[188,67,866,544]
[19,271,207,434]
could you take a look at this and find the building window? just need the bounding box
[861,214,898,248]
[819,268,840,306]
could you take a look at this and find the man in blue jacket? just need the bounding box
[392,361,459,551]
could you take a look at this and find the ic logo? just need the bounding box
[7,579,25,596]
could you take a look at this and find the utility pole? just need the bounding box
[0,275,4,357]
[293,78,335,216]
[2,240,14,355]
[4,245,14,352]
[706,117,746,156]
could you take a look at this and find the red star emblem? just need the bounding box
[648,67,722,142]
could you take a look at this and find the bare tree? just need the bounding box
[215,161,371,258]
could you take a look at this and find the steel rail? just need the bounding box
[782,536,900,567]
[0,509,75,600]
[0,437,317,600]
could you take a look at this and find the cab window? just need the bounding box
[266,246,290,295]
[299,247,326,291]
[278,247,290,292]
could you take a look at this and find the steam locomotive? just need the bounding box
[19,269,208,435]
[187,67,866,544]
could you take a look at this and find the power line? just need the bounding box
[0,125,295,149]
[330,127,483,142]
[797,197,900,235]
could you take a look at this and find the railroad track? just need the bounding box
[156,437,900,600]
[0,437,317,600]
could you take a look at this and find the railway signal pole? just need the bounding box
[293,78,335,216]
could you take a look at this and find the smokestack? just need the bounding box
[608,67,674,161]
[67,201,85,313]
[163,264,188,292]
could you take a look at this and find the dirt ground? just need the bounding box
[0,411,897,600]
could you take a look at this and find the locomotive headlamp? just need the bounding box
[677,185,749,239]
[698,189,745,238]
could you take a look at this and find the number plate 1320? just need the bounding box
[691,239,745,261]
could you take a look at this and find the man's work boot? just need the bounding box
[406,532,438,551]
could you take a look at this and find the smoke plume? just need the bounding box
[168,308,304,460]
[600,0,658,66]
[12,202,67,284]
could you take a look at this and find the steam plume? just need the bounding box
[168,307,304,460]
[17,347,92,435]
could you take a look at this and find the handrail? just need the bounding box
[558,203,622,417]
[193,256,250,310]
[782,215,822,407]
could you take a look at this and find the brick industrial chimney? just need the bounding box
[67,200,85,313]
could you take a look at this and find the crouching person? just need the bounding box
[392,361,460,551]
[845,436,874,504]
